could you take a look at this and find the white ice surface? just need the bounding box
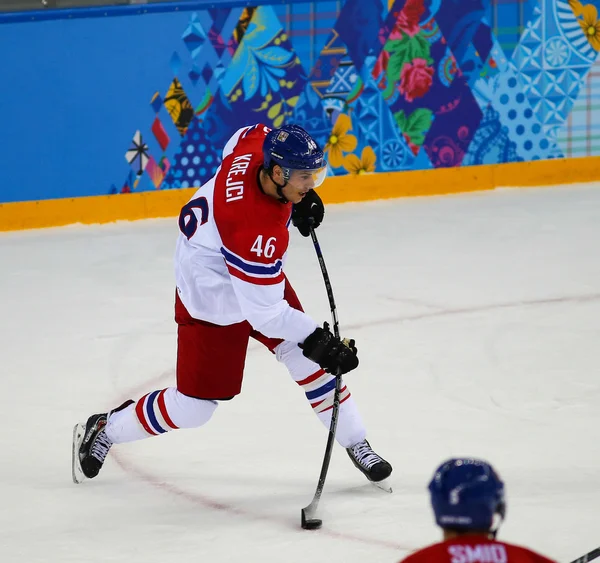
[1,184,599,562]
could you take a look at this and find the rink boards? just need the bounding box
[1,156,599,231]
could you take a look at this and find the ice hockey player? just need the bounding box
[72,123,392,490]
[398,458,556,563]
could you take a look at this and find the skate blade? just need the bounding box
[72,423,86,484]
[372,478,392,493]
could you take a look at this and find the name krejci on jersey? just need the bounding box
[225,154,252,203]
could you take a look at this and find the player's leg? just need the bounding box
[72,292,251,483]
[272,338,391,482]
[251,279,392,482]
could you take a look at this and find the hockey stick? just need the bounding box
[300,225,343,530]
[570,547,600,563]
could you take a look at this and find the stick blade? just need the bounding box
[301,508,322,530]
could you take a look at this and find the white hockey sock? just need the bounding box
[105,387,218,444]
[275,341,366,448]
[315,395,366,448]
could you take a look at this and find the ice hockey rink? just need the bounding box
[1,183,599,563]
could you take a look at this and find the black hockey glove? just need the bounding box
[300,322,358,375]
[291,189,324,237]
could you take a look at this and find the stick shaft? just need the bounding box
[570,548,600,563]
[301,227,342,519]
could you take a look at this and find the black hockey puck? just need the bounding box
[301,518,322,530]
[301,508,322,530]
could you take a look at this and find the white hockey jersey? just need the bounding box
[174,124,319,344]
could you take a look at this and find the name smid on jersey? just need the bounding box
[402,538,556,563]
[448,544,508,563]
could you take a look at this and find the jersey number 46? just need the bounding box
[251,235,276,259]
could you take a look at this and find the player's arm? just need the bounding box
[221,226,358,374]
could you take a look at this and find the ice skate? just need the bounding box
[72,412,112,484]
[346,439,393,492]
[72,399,134,484]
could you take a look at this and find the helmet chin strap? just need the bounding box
[269,171,290,204]
[489,512,504,539]
[275,181,289,203]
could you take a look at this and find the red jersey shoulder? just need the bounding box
[504,543,557,563]
[239,123,271,146]
[217,150,263,207]
[214,149,290,226]
[225,123,271,158]
[215,127,290,246]
[400,541,449,563]
[400,538,556,563]
[215,123,271,209]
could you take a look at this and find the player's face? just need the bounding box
[283,167,327,204]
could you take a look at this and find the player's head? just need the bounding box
[263,124,326,203]
[428,458,506,537]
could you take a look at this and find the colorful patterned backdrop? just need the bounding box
[115,0,600,194]
[4,0,597,198]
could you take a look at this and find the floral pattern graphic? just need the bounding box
[394,107,433,154]
[373,0,482,167]
[109,1,581,194]
[380,29,433,100]
[220,6,307,129]
[234,38,295,101]
[570,0,583,15]
[393,0,426,38]
[325,113,358,168]
[571,1,600,50]
[343,146,377,174]
[399,58,435,102]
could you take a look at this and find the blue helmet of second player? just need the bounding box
[428,458,506,532]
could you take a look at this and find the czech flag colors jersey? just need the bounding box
[399,536,556,563]
[174,124,319,344]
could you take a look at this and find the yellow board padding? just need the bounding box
[321,155,588,203]
[0,188,196,232]
[0,156,596,232]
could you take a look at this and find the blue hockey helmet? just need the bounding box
[263,124,327,188]
[428,458,506,533]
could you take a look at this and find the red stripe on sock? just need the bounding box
[135,394,158,436]
[310,398,325,409]
[317,390,351,413]
[157,389,179,430]
[296,369,326,386]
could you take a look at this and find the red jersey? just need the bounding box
[174,124,318,342]
[400,535,556,563]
